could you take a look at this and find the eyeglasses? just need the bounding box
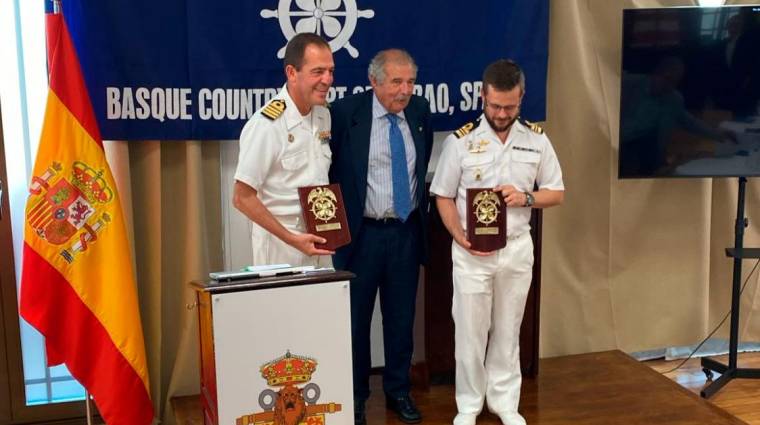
[484,101,521,114]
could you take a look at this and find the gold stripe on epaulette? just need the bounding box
[261,99,286,120]
[454,121,476,139]
[521,119,544,134]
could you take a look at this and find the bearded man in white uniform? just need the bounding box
[430,59,564,425]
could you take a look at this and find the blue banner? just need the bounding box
[60,0,549,140]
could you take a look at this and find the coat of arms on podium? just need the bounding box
[236,350,342,425]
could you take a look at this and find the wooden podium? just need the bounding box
[191,270,355,425]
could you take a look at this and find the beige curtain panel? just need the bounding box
[541,0,760,357]
[107,140,223,424]
[107,1,760,423]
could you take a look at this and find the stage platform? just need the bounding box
[173,350,746,424]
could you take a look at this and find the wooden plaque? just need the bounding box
[466,188,506,252]
[298,183,351,251]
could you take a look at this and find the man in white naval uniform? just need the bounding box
[233,33,335,267]
[430,59,564,425]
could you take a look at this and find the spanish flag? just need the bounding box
[19,8,153,425]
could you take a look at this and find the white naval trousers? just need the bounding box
[451,232,533,425]
[250,214,332,268]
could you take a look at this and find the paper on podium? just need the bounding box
[209,264,316,282]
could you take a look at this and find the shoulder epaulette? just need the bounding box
[520,118,544,134]
[261,99,286,120]
[454,120,478,139]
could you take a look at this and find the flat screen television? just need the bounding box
[619,5,760,178]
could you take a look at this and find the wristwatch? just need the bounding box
[523,192,535,207]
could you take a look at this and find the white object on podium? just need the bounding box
[208,264,318,281]
[192,270,355,425]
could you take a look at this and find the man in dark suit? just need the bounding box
[329,49,433,425]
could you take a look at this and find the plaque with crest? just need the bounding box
[466,188,506,252]
[298,183,351,251]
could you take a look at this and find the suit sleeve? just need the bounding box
[422,102,434,167]
[328,101,347,184]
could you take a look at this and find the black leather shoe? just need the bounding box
[385,395,422,424]
[354,399,367,425]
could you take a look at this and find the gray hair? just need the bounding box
[368,49,418,84]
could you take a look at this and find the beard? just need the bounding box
[484,113,518,133]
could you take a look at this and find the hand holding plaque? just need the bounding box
[298,183,351,251]
[466,188,506,252]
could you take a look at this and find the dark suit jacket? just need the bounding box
[329,91,434,270]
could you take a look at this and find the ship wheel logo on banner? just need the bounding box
[261,0,375,58]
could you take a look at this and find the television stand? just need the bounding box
[701,177,760,398]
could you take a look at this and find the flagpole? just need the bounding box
[85,390,93,425]
[27,0,154,422]
[51,1,94,422]
[51,4,92,423]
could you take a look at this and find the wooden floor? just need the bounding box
[648,351,760,424]
[174,350,760,425]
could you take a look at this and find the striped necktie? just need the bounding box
[386,113,412,221]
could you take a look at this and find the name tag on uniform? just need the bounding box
[513,146,541,154]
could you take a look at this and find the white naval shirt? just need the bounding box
[430,117,564,237]
[234,85,332,217]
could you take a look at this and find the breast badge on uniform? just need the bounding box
[318,130,331,144]
[520,118,544,134]
[261,99,286,120]
[467,139,489,154]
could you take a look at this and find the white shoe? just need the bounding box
[453,412,477,425]
[497,411,526,425]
